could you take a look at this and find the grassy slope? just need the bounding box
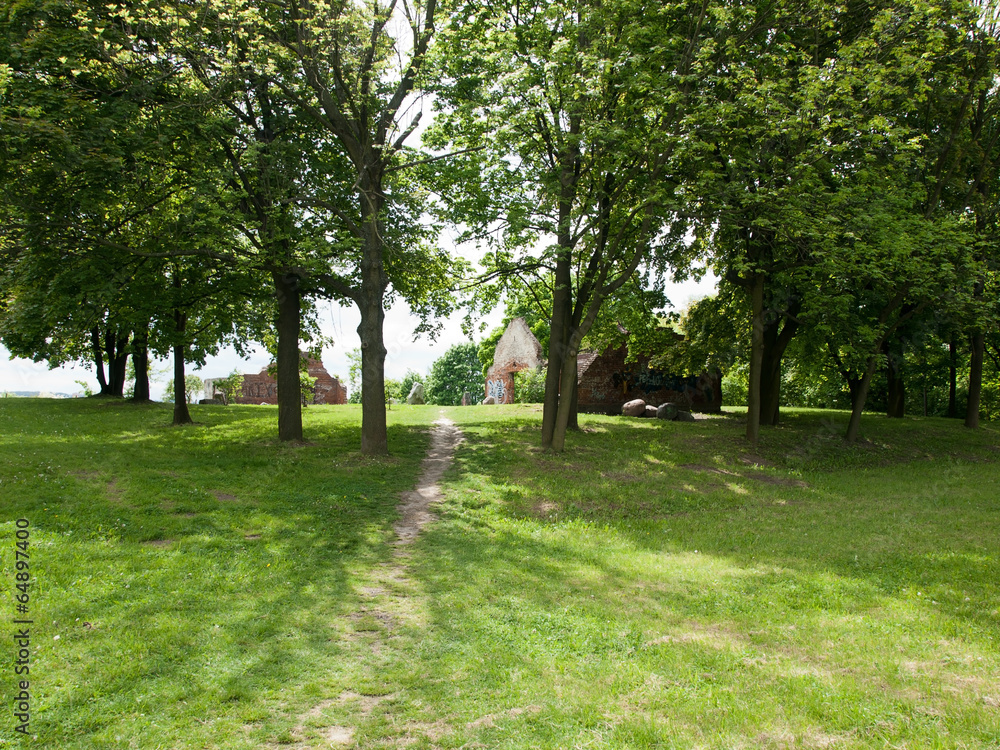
[0,400,997,748]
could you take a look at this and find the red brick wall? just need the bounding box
[233,359,347,405]
[485,365,519,404]
[577,346,722,413]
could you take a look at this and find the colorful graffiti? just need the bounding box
[486,378,508,403]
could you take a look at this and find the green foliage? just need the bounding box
[162,375,204,404]
[399,370,425,403]
[212,370,245,405]
[426,343,482,405]
[512,368,546,404]
[346,348,362,404]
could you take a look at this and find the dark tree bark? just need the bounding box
[846,353,880,443]
[131,323,150,402]
[106,328,130,398]
[357,186,390,455]
[747,273,765,444]
[947,335,958,418]
[172,308,192,426]
[965,330,984,429]
[541,148,577,451]
[273,271,303,442]
[91,326,109,395]
[567,367,579,431]
[885,338,905,418]
[759,300,800,426]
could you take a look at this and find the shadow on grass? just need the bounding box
[0,399,433,745]
[435,406,1000,639]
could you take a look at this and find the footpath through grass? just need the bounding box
[0,400,998,749]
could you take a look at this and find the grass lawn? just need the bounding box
[0,399,997,748]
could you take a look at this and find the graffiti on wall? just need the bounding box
[486,378,508,404]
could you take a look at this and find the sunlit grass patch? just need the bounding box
[0,400,996,748]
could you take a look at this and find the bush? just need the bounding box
[512,368,546,403]
[426,343,482,405]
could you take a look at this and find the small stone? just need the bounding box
[622,399,646,417]
[675,410,696,422]
[643,404,658,418]
[656,402,679,420]
[406,382,425,405]
[483,395,496,405]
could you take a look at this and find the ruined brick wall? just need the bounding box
[237,370,279,404]
[577,346,722,414]
[232,358,347,405]
[485,365,522,404]
[485,317,545,403]
[308,359,347,405]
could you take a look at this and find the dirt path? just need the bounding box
[282,415,464,748]
[393,415,463,548]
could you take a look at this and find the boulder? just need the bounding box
[406,382,425,405]
[675,410,696,422]
[483,395,497,405]
[622,398,646,417]
[656,402,679,420]
[644,404,658,418]
[461,391,471,406]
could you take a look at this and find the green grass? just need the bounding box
[0,400,998,748]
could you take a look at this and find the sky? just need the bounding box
[0,270,718,400]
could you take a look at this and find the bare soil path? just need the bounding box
[393,415,464,548]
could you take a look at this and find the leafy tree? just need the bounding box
[162,374,205,404]
[211,370,245,405]
[512,368,546,404]
[426,343,482,405]
[432,0,711,450]
[126,0,462,449]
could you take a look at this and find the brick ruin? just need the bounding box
[576,346,721,414]
[484,318,544,404]
[484,319,722,413]
[206,357,347,405]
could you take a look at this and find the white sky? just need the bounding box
[0,270,717,399]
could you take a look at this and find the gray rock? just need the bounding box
[643,404,658,418]
[462,391,471,406]
[406,382,425,405]
[656,402,679,420]
[622,398,646,417]
[675,410,696,422]
[483,395,496,405]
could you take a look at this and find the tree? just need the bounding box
[685,0,989,442]
[0,0,272,424]
[131,0,460,449]
[426,343,482,405]
[432,0,711,451]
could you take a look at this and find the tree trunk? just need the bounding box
[947,335,958,418]
[567,367,579,431]
[91,326,110,395]
[746,274,765,444]
[885,339,905,418]
[551,347,581,452]
[542,257,573,450]
[758,302,799,426]
[107,329,130,398]
[965,330,984,429]
[357,191,389,456]
[274,271,303,442]
[845,354,880,443]
[131,323,150,402]
[172,309,192,426]
[759,347,783,426]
